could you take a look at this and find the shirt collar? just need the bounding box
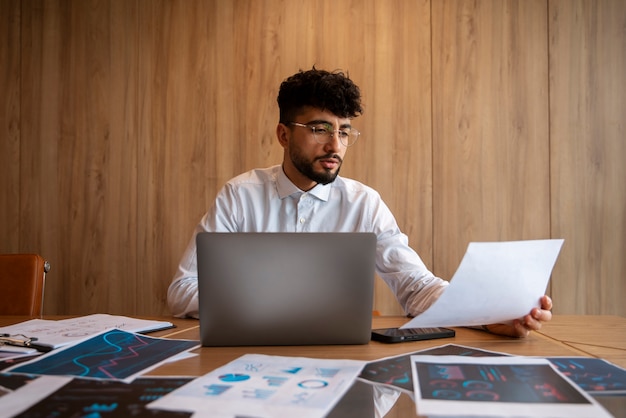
[276,166,332,202]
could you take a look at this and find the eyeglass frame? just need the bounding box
[287,121,360,147]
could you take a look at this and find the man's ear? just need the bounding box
[276,123,289,147]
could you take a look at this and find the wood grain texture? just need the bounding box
[549,0,626,315]
[2,0,624,317]
[137,0,433,316]
[20,0,139,314]
[351,1,434,316]
[0,0,21,252]
[145,316,597,376]
[19,0,62,308]
[138,0,214,316]
[431,0,551,279]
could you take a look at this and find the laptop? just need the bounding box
[196,232,376,346]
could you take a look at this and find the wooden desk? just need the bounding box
[536,315,626,369]
[151,316,595,375]
[1,315,624,417]
[153,315,625,418]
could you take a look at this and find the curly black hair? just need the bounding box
[277,67,363,123]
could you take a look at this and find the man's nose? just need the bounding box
[324,131,342,151]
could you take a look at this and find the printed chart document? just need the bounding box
[359,344,510,395]
[0,375,73,418]
[4,329,199,383]
[0,375,194,418]
[0,314,175,350]
[147,353,366,418]
[546,357,626,395]
[401,239,564,329]
[410,355,612,418]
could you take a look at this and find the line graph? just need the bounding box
[6,329,199,382]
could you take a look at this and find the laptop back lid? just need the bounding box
[196,232,376,346]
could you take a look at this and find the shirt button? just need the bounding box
[299,218,306,224]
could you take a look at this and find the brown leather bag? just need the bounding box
[0,254,49,317]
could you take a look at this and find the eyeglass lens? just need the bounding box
[289,122,360,147]
[313,128,359,147]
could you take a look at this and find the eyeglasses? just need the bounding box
[288,122,360,147]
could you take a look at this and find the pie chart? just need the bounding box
[219,373,251,382]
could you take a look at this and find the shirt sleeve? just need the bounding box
[167,184,241,318]
[369,195,449,317]
[167,229,201,318]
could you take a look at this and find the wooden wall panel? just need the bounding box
[3,0,624,317]
[137,0,432,316]
[431,1,551,282]
[138,0,226,315]
[21,0,139,315]
[0,0,21,252]
[348,1,433,315]
[549,0,626,315]
[20,0,64,311]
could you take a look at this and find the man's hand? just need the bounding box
[483,295,553,338]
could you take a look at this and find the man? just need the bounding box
[168,67,552,338]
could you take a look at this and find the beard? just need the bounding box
[289,149,342,185]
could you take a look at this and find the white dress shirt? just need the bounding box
[167,165,448,318]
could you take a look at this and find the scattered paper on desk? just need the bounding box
[0,372,38,396]
[0,349,38,365]
[0,353,41,372]
[4,329,199,383]
[0,345,37,355]
[410,355,613,418]
[547,357,626,395]
[0,375,72,418]
[0,314,174,349]
[147,353,366,418]
[359,343,510,395]
[401,239,564,329]
[3,375,194,418]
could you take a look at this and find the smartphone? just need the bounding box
[371,327,455,343]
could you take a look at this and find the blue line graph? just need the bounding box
[7,329,199,381]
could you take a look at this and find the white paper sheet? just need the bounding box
[147,353,366,418]
[401,239,564,329]
[0,375,73,417]
[0,314,174,349]
[410,355,612,418]
[4,328,199,383]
